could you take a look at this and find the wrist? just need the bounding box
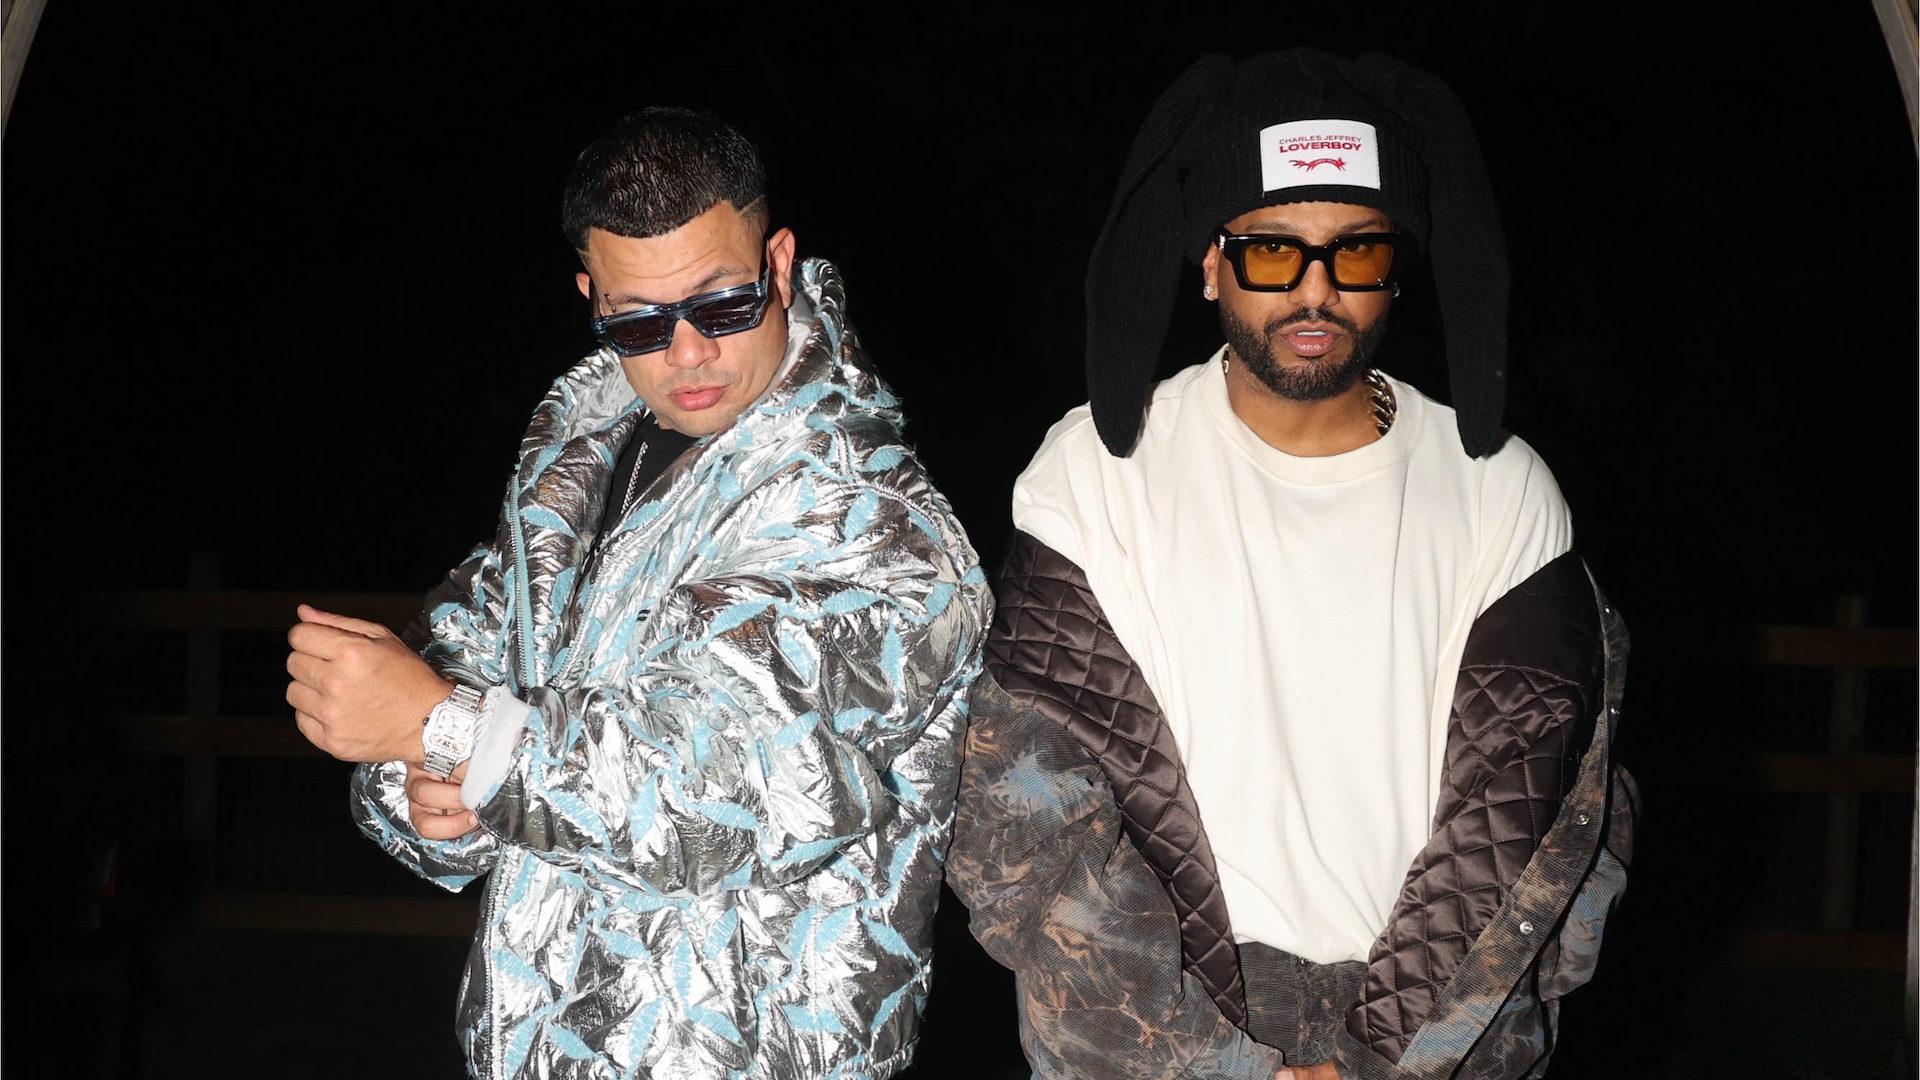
[421,683,486,779]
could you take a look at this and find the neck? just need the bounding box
[1222,352,1382,456]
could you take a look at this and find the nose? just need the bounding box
[1290,257,1340,310]
[660,317,719,369]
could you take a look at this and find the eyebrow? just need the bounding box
[1235,215,1394,236]
[603,263,754,308]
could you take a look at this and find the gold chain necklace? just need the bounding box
[1220,352,1397,438]
[1364,369,1397,437]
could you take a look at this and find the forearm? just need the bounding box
[951,686,1279,1080]
[1010,827,1282,1080]
[468,683,898,893]
[465,570,981,895]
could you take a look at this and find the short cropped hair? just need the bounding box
[561,107,768,252]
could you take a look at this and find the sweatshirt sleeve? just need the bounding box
[462,463,990,897]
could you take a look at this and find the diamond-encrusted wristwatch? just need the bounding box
[421,683,485,779]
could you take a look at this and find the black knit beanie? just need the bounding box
[1085,48,1510,458]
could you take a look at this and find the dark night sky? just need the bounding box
[3,0,1917,1074]
[6,0,1915,624]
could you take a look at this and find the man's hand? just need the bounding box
[1278,1065,1340,1080]
[287,603,449,764]
[406,763,480,840]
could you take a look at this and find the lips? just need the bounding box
[1279,326,1341,358]
[668,385,727,411]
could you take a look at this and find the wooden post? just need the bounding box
[1,0,49,137]
[1908,746,1917,1051]
[1867,0,1919,153]
[1821,593,1868,932]
[183,552,221,866]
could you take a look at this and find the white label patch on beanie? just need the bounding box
[1259,120,1380,192]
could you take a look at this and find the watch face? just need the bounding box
[423,690,480,779]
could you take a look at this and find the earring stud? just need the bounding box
[1203,284,1217,300]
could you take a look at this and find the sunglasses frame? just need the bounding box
[1215,232,1411,293]
[589,260,773,356]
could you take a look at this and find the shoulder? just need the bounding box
[1397,378,1569,520]
[1396,380,1577,602]
[1016,362,1214,504]
[1011,361,1217,565]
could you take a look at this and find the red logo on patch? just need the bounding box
[1290,158,1346,172]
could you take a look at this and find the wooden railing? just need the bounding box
[102,573,1916,960]
[104,559,477,937]
[1737,600,1916,975]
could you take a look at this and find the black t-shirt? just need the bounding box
[598,414,698,539]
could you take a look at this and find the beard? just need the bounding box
[1219,304,1390,402]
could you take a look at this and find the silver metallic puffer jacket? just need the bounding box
[351,258,991,1079]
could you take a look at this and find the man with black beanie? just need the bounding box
[945,49,1636,1079]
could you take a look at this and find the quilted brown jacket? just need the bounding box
[947,533,1635,1079]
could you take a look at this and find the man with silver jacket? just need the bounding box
[287,107,990,1079]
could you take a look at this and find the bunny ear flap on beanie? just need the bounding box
[1085,54,1235,458]
[1357,54,1512,458]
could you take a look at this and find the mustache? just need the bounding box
[1267,307,1361,336]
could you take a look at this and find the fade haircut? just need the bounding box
[561,107,768,252]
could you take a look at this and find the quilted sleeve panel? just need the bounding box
[1349,552,1603,1061]
[984,530,1249,1028]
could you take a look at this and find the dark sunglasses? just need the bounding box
[589,261,773,356]
[1215,232,1410,292]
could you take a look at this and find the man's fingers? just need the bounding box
[411,807,480,841]
[285,651,327,691]
[296,603,396,640]
[293,711,336,757]
[288,620,383,661]
[287,621,355,660]
[286,680,322,718]
[405,765,469,811]
[407,772,468,813]
[404,764,479,839]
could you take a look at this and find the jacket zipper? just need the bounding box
[495,467,533,1079]
[480,857,505,1079]
[507,470,539,691]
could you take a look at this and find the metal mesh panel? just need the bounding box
[121,754,186,839]
[214,756,448,897]
[1855,791,1916,932]
[1751,793,1826,928]
[1751,666,1834,751]
[218,630,297,717]
[1862,667,1917,752]
[124,629,190,715]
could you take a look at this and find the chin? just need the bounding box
[672,407,743,438]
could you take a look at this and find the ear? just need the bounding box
[575,271,593,301]
[766,227,797,308]
[1201,241,1221,295]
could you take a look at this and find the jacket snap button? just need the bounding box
[1518,920,1535,935]
[1575,812,1591,826]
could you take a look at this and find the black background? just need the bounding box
[4,1,1916,1077]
